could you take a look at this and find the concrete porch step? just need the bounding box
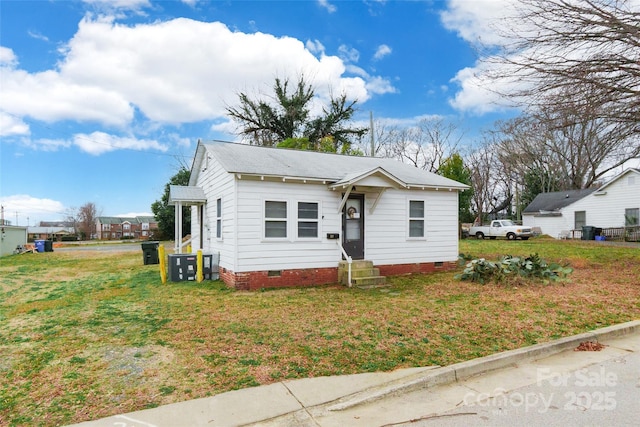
[338,259,386,287]
[353,276,387,288]
[338,260,374,270]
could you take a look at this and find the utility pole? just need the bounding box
[369,111,375,157]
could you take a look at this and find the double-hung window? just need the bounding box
[216,198,222,239]
[625,208,639,226]
[298,202,319,238]
[409,200,425,238]
[575,211,586,229]
[265,201,287,238]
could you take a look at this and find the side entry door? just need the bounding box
[343,194,365,260]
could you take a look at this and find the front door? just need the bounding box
[343,194,365,260]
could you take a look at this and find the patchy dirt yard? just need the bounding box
[1,239,638,426]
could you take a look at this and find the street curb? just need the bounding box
[327,320,640,411]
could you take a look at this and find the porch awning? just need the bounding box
[328,167,407,190]
[168,185,206,205]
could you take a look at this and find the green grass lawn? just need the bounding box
[1,238,639,426]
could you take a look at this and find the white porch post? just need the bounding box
[175,202,182,254]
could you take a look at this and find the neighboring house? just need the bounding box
[170,140,469,290]
[523,168,640,239]
[27,226,76,242]
[95,216,158,240]
[1,225,28,257]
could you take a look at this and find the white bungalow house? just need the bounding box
[170,141,468,290]
[523,168,640,239]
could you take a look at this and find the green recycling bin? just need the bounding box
[581,226,596,241]
[141,241,159,265]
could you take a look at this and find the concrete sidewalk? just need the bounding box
[70,320,640,427]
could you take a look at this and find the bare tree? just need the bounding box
[77,202,99,240]
[495,95,638,190]
[483,0,639,132]
[466,138,507,224]
[377,118,463,173]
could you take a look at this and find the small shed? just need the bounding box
[1,225,28,257]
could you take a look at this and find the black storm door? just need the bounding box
[343,194,364,260]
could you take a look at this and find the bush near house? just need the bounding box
[0,239,638,426]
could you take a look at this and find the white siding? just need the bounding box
[566,174,640,229]
[366,189,459,264]
[235,179,342,271]
[233,180,460,271]
[194,153,236,271]
[522,214,570,239]
[523,170,640,239]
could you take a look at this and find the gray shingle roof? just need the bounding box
[523,189,596,213]
[201,141,468,189]
[169,185,207,205]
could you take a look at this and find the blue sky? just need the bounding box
[1,0,517,226]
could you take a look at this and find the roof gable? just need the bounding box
[329,167,407,189]
[593,168,640,193]
[195,141,468,190]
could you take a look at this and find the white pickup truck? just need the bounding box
[469,220,532,240]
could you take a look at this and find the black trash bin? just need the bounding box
[141,241,160,265]
[44,240,54,252]
[581,226,596,240]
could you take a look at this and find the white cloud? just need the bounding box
[82,0,151,13]
[373,44,392,61]
[318,0,337,13]
[0,46,17,66]
[441,0,527,114]
[72,132,169,155]
[0,194,67,226]
[366,76,397,95]
[306,39,325,55]
[338,44,360,63]
[440,0,513,47]
[448,63,524,114]
[0,66,134,126]
[0,112,30,136]
[27,138,72,152]
[27,30,50,42]
[2,16,395,148]
[117,211,153,217]
[0,17,382,127]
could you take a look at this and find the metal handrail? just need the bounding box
[337,241,353,287]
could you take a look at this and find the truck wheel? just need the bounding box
[476,232,485,240]
[507,232,516,240]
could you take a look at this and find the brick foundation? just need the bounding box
[219,261,456,291]
[219,266,339,291]
[377,261,457,277]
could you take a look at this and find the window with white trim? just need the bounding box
[265,200,287,238]
[409,200,425,238]
[625,208,639,226]
[216,198,222,239]
[575,211,586,229]
[297,202,319,238]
